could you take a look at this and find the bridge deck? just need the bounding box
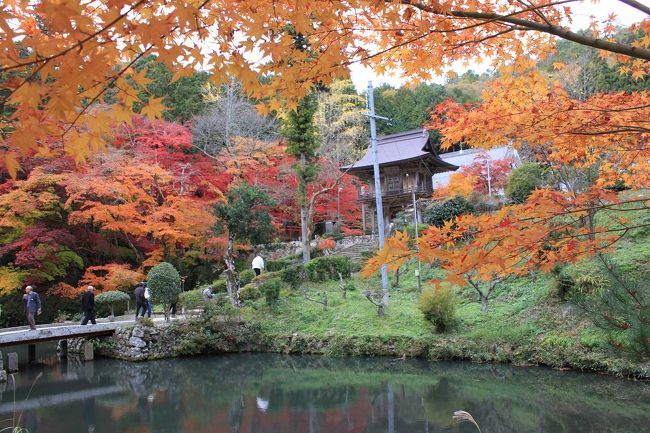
[0,322,128,347]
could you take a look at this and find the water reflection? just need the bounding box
[1,353,649,433]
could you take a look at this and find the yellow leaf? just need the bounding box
[141,97,167,122]
[3,152,22,179]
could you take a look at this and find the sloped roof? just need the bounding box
[344,129,458,173]
[432,146,521,188]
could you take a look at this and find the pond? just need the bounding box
[1,352,649,433]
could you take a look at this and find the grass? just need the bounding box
[233,222,650,377]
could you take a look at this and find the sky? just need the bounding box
[349,0,646,91]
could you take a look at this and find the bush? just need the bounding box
[419,286,457,332]
[95,290,130,317]
[550,266,575,300]
[239,269,256,286]
[239,284,262,302]
[505,163,547,203]
[261,278,282,306]
[281,264,305,288]
[266,257,297,272]
[318,238,336,252]
[305,256,352,282]
[147,262,181,321]
[212,279,228,293]
[251,271,282,284]
[178,289,205,312]
[423,196,474,227]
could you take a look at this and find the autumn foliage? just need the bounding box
[366,63,650,298]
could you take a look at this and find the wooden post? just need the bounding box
[361,203,366,233]
[28,344,36,363]
[7,353,18,372]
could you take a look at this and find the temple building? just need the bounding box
[344,129,458,234]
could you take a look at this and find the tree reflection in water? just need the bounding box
[2,353,649,433]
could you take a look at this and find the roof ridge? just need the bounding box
[377,128,427,143]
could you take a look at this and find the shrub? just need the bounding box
[139,317,155,327]
[239,269,256,286]
[266,257,297,272]
[573,274,609,296]
[147,262,181,321]
[212,279,228,293]
[305,256,352,281]
[419,286,457,332]
[251,270,282,284]
[550,266,575,300]
[178,289,205,313]
[239,284,262,302]
[282,264,305,288]
[261,278,282,306]
[318,238,336,253]
[423,196,474,227]
[95,290,130,317]
[505,163,547,203]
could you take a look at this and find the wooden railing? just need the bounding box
[359,185,432,198]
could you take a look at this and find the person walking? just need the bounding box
[80,285,97,325]
[22,285,41,330]
[252,254,265,276]
[134,282,146,320]
[144,284,152,318]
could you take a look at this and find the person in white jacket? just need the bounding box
[144,285,152,318]
[252,254,265,276]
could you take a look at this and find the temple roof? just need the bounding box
[343,129,458,174]
[432,146,521,188]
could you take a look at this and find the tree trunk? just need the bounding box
[300,206,311,263]
[224,237,241,306]
[299,153,311,263]
[480,294,489,313]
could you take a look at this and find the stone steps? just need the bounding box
[332,242,378,262]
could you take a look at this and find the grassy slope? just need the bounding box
[240,208,650,377]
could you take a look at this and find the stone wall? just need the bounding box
[258,235,375,259]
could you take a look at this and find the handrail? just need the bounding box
[359,185,432,198]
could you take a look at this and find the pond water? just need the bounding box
[1,352,649,433]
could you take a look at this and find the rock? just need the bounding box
[0,369,6,382]
[128,337,147,348]
[132,326,145,338]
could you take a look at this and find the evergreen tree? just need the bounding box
[282,95,320,262]
[214,182,275,306]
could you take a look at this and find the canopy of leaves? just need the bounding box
[214,182,275,245]
[2,0,649,175]
[147,262,181,306]
[505,163,548,203]
[95,290,131,305]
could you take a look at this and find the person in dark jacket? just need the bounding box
[22,285,41,330]
[80,285,96,325]
[134,282,146,320]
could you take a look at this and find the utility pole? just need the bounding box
[367,81,389,300]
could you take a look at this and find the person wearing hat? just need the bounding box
[81,285,97,325]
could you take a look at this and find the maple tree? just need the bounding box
[2,0,649,177]
[365,61,649,312]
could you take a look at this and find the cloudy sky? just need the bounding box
[349,0,645,90]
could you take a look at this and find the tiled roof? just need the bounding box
[344,129,458,173]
